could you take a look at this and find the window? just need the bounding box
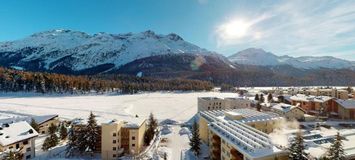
[132,144,135,147]
[132,136,135,140]
[26,147,31,152]
[16,143,19,149]
[23,140,29,145]
[113,133,116,137]
[113,147,116,151]
[113,154,116,157]
[26,155,31,159]
[113,140,116,144]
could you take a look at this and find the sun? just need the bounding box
[218,19,251,39]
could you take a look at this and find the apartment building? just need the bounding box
[0,114,59,135]
[298,88,348,100]
[290,94,335,116]
[271,103,306,120]
[35,115,60,134]
[0,121,38,160]
[198,97,252,112]
[101,119,147,160]
[199,109,288,160]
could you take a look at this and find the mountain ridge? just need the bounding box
[0,29,354,86]
[228,48,355,69]
[0,29,218,73]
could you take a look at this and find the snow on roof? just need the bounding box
[199,97,222,100]
[0,114,58,126]
[272,103,305,113]
[199,96,249,101]
[290,94,332,103]
[73,116,146,129]
[336,99,355,109]
[0,121,38,146]
[200,108,282,124]
[203,111,285,158]
[32,115,58,124]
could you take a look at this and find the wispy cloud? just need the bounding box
[214,1,355,60]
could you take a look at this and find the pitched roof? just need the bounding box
[0,121,38,146]
[335,99,355,109]
[272,103,306,113]
[0,114,58,125]
[290,94,332,103]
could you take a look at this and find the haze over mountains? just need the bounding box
[0,29,354,86]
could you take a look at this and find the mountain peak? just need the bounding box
[228,48,279,66]
[0,29,213,72]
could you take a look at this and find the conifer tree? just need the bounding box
[267,93,273,102]
[30,118,39,132]
[42,123,59,151]
[144,113,158,145]
[77,127,87,154]
[65,128,78,157]
[255,94,260,101]
[3,148,23,160]
[189,121,201,157]
[289,131,307,160]
[148,113,158,131]
[60,123,68,140]
[327,132,345,160]
[86,112,99,155]
[277,95,285,103]
[256,102,262,112]
[260,94,265,103]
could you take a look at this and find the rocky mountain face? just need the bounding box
[0,30,354,86]
[228,48,355,70]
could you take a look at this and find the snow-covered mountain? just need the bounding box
[0,29,216,73]
[228,48,355,69]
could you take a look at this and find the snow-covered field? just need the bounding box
[0,92,236,124]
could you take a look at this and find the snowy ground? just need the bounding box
[0,91,236,160]
[0,92,237,123]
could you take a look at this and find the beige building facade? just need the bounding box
[198,97,252,112]
[101,119,147,160]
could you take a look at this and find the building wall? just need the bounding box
[285,108,305,120]
[338,107,355,120]
[198,98,225,112]
[101,121,123,160]
[0,137,36,160]
[39,118,60,134]
[246,119,283,134]
[198,97,251,112]
[199,116,209,144]
[127,121,147,155]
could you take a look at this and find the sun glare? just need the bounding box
[219,20,251,39]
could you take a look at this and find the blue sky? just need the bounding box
[0,0,354,60]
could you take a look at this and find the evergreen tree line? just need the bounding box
[0,67,213,94]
